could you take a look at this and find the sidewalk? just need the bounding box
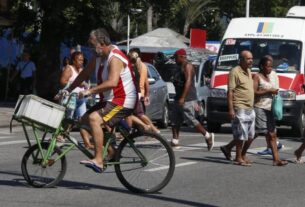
[0,102,17,128]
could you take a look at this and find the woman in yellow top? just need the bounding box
[128,49,160,134]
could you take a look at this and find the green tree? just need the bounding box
[4,0,303,100]
[10,0,115,99]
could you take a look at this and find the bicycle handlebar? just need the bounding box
[55,91,78,107]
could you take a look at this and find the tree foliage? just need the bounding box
[3,0,301,98]
[9,0,116,99]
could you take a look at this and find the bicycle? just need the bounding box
[11,93,175,193]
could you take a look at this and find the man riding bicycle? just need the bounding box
[65,28,137,173]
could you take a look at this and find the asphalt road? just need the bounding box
[1,125,305,207]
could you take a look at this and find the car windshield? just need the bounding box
[216,38,302,73]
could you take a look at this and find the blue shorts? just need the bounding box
[65,98,87,120]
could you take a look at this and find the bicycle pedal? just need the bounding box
[48,159,55,166]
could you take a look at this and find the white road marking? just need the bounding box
[0,126,32,134]
[0,140,29,146]
[171,141,228,151]
[0,130,14,135]
[145,161,197,172]
[0,136,14,139]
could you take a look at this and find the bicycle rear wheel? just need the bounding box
[114,131,175,193]
[21,143,67,188]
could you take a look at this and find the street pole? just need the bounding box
[127,14,130,54]
[127,9,142,54]
[246,0,250,17]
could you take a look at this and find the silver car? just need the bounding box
[145,63,169,128]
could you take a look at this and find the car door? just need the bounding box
[196,61,210,101]
[145,64,167,120]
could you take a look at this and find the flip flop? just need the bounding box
[233,161,252,167]
[243,158,253,164]
[80,160,93,165]
[85,161,105,173]
[273,160,288,166]
[220,146,232,161]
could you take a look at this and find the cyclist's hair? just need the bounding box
[90,28,111,46]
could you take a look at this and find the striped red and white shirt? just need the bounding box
[96,46,137,109]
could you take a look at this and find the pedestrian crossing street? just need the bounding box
[0,127,301,163]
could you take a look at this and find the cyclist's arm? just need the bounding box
[68,57,96,92]
[87,57,123,95]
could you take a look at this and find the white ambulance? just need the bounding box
[206,6,305,136]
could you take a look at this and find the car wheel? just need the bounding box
[292,109,305,137]
[158,103,169,128]
[207,121,221,132]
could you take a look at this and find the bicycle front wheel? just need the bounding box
[115,132,175,193]
[21,143,67,188]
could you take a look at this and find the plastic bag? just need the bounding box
[272,95,283,120]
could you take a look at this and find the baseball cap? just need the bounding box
[174,49,186,56]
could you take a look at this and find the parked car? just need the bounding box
[145,63,170,128]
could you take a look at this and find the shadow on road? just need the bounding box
[0,170,217,207]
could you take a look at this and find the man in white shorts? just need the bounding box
[220,50,255,166]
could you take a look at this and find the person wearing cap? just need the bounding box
[171,48,215,150]
[127,48,160,134]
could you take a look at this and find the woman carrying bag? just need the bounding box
[253,55,287,166]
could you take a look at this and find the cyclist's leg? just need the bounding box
[126,115,150,131]
[78,101,105,167]
[132,100,155,132]
[79,113,115,161]
[139,114,160,133]
[84,102,133,172]
[138,99,160,133]
[79,114,94,149]
[87,111,105,166]
[79,102,103,149]
[80,129,94,149]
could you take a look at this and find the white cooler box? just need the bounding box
[14,95,66,129]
